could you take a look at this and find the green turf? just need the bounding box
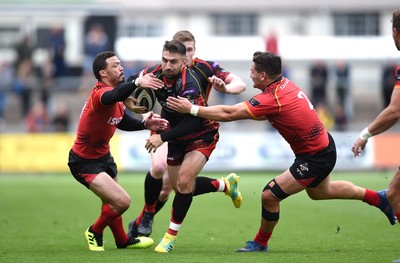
[0,171,398,263]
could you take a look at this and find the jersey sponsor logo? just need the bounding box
[107,117,123,125]
[182,87,196,101]
[248,98,260,107]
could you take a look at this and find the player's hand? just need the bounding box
[145,134,164,153]
[166,96,192,114]
[352,138,368,157]
[136,73,164,90]
[123,96,147,114]
[143,111,169,132]
[209,75,226,92]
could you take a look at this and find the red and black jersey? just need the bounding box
[244,77,329,155]
[72,81,126,159]
[140,64,219,141]
[190,58,231,102]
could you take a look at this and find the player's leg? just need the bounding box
[307,176,396,225]
[128,143,168,238]
[156,171,173,209]
[190,131,243,207]
[237,169,304,252]
[387,168,400,223]
[88,173,153,250]
[155,150,207,253]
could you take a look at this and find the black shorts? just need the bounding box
[167,130,219,166]
[67,149,118,188]
[289,133,337,188]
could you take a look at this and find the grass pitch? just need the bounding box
[0,171,398,263]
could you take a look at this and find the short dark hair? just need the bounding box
[93,51,116,81]
[393,9,400,31]
[173,30,196,44]
[163,40,186,56]
[252,51,282,78]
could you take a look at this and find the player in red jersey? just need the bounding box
[353,9,400,225]
[167,51,396,253]
[67,51,169,251]
[127,30,246,239]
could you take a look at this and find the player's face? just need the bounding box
[161,50,186,79]
[104,56,125,85]
[182,40,196,66]
[393,27,400,51]
[250,62,264,90]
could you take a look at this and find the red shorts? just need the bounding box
[167,130,219,166]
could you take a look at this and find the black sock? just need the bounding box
[144,171,163,207]
[193,176,217,196]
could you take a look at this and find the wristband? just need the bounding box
[359,127,372,141]
[190,105,199,116]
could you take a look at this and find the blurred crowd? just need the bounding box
[0,26,397,133]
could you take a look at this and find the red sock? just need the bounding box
[144,202,157,213]
[167,228,178,236]
[395,213,400,223]
[253,228,272,247]
[211,180,222,191]
[109,216,129,245]
[135,208,145,225]
[363,189,380,206]
[92,204,121,234]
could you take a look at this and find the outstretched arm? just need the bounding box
[167,96,252,121]
[209,73,246,94]
[352,88,400,157]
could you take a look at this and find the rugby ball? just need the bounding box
[131,87,156,113]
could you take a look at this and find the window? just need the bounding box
[333,13,379,36]
[212,14,257,36]
[0,27,20,48]
[118,19,162,37]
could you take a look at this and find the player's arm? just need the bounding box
[117,109,146,131]
[167,96,252,121]
[219,73,246,94]
[160,116,202,141]
[102,81,139,105]
[352,87,400,157]
[366,88,400,135]
[209,73,246,94]
[102,73,164,105]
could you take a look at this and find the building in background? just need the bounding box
[0,0,398,132]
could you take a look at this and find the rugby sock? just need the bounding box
[395,212,400,223]
[254,228,272,247]
[135,208,144,225]
[144,171,163,213]
[155,199,167,214]
[362,189,380,206]
[92,204,121,234]
[109,216,129,245]
[167,191,193,235]
[193,177,219,196]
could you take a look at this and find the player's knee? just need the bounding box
[159,190,170,202]
[116,193,131,212]
[263,179,289,200]
[151,162,168,178]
